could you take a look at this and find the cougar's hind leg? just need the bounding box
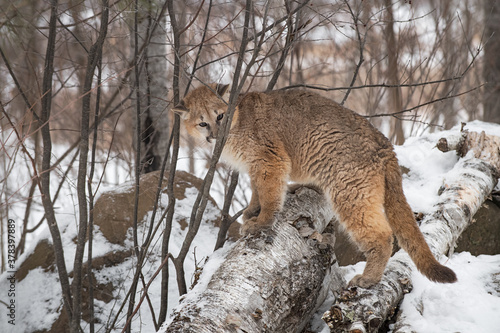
[347,219,393,288]
[333,180,393,288]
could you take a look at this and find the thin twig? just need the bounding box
[266,1,311,91]
[0,46,40,121]
[120,253,172,333]
[158,0,183,324]
[86,54,103,333]
[125,0,143,331]
[341,0,365,106]
[366,84,485,118]
[214,170,239,251]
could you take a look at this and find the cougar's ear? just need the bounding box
[171,100,189,119]
[215,83,230,101]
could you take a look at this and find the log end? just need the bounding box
[436,137,451,152]
[437,128,500,177]
[321,305,344,329]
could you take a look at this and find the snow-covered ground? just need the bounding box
[307,252,500,333]
[1,120,499,332]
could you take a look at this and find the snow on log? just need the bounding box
[162,186,346,333]
[322,129,500,333]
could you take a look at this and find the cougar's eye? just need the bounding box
[199,122,208,127]
[216,113,224,121]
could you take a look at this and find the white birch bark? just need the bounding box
[322,130,500,333]
[162,186,346,333]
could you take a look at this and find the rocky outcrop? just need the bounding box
[15,170,240,332]
[93,170,239,245]
[455,199,500,255]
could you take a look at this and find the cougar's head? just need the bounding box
[172,83,230,144]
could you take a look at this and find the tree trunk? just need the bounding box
[130,3,169,174]
[484,0,500,124]
[162,186,346,333]
[385,0,405,145]
[322,130,500,333]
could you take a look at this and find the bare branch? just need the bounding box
[340,0,365,106]
[366,84,485,119]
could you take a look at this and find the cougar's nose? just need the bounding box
[206,131,216,143]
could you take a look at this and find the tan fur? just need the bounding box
[173,84,457,288]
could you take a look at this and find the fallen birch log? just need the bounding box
[322,129,500,333]
[162,186,346,333]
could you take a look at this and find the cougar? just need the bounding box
[172,83,457,288]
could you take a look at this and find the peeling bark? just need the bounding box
[163,186,345,333]
[322,130,500,333]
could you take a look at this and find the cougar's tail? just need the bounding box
[384,158,457,283]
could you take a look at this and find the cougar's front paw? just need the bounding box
[240,217,272,236]
[347,274,378,289]
[242,206,261,221]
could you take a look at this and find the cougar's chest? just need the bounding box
[221,137,251,173]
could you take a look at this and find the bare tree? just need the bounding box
[38,0,74,325]
[384,0,405,144]
[484,0,500,124]
[72,1,109,331]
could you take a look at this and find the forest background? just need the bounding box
[1,0,500,332]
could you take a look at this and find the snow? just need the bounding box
[0,185,223,332]
[312,254,500,333]
[15,268,63,332]
[161,241,235,328]
[394,252,500,333]
[1,120,499,333]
